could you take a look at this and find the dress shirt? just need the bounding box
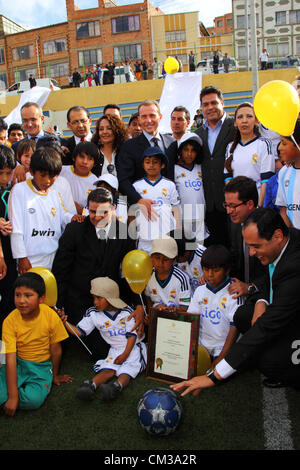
[202,113,227,154]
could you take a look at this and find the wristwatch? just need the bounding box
[206,367,221,385]
[248,283,259,295]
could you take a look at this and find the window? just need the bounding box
[113,44,142,61]
[217,20,223,27]
[0,72,7,89]
[78,49,102,66]
[275,11,286,25]
[76,21,100,39]
[227,18,233,26]
[165,30,186,42]
[48,62,69,77]
[14,68,35,81]
[267,42,289,57]
[111,15,140,33]
[236,14,259,29]
[12,45,34,60]
[175,54,187,65]
[43,38,66,55]
[0,47,4,64]
[290,10,300,24]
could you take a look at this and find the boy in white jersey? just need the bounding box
[8,147,81,273]
[58,277,147,401]
[131,146,181,254]
[144,236,191,319]
[60,141,99,214]
[188,245,241,365]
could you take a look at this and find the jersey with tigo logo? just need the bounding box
[8,179,73,258]
[174,163,205,222]
[133,176,180,240]
[187,277,243,356]
[76,305,144,349]
[224,136,275,192]
[145,265,191,308]
[276,164,300,229]
[177,244,206,292]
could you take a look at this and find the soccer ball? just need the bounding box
[137,388,182,436]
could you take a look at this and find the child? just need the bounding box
[0,145,18,328]
[60,142,99,214]
[8,147,80,273]
[275,119,300,228]
[144,235,191,315]
[174,133,208,243]
[224,102,275,207]
[16,139,36,178]
[58,277,147,402]
[187,245,242,365]
[0,272,70,417]
[132,146,181,254]
[92,173,128,224]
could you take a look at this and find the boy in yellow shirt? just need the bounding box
[0,272,70,417]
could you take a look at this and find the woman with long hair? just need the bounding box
[91,114,128,176]
[224,102,275,207]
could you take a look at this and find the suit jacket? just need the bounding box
[226,228,300,371]
[230,221,268,291]
[52,217,138,314]
[195,116,235,212]
[11,132,55,154]
[116,132,177,204]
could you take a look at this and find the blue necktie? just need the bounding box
[268,263,275,303]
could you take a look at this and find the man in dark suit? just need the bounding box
[171,208,300,396]
[52,188,144,359]
[195,85,235,247]
[60,105,93,165]
[116,100,177,219]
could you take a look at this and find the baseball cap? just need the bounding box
[150,236,178,259]
[142,146,167,164]
[94,173,119,190]
[90,277,127,309]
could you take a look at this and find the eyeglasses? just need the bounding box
[69,119,89,126]
[223,201,247,210]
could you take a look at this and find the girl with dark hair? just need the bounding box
[91,114,128,177]
[224,102,275,207]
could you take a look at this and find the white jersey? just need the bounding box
[145,265,191,309]
[187,278,243,357]
[60,165,98,209]
[8,178,73,262]
[224,136,275,192]
[77,306,147,377]
[258,124,281,157]
[133,176,180,241]
[177,244,206,293]
[276,165,300,229]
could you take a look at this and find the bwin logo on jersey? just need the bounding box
[184,179,203,191]
[31,228,55,237]
[202,307,221,325]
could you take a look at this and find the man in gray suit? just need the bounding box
[194,85,235,247]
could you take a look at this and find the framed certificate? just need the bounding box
[146,308,199,384]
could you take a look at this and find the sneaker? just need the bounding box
[99,381,122,401]
[76,380,96,401]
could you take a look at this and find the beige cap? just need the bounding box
[90,277,127,309]
[150,236,178,259]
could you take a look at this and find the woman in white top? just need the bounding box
[91,114,128,177]
[224,102,275,207]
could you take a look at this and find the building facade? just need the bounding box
[233,0,300,69]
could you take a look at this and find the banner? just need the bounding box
[4,86,51,127]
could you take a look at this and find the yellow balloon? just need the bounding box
[122,250,153,294]
[197,345,211,376]
[253,80,300,136]
[164,56,179,74]
[28,267,58,306]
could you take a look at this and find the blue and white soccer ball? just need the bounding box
[137,388,182,436]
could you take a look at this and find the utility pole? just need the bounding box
[245,0,249,72]
[250,0,259,96]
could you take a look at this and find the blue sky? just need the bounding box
[0,0,232,29]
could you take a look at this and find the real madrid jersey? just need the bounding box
[133,176,180,240]
[60,165,98,209]
[145,265,191,309]
[8,178,73,259]
[276,165,300,229]
[76,305,142,349]
[224,137,275,192]
[174,163,206,219]
[177,244,206,293]
[187,278,243,356]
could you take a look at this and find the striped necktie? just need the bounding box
[268,263,275,303]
